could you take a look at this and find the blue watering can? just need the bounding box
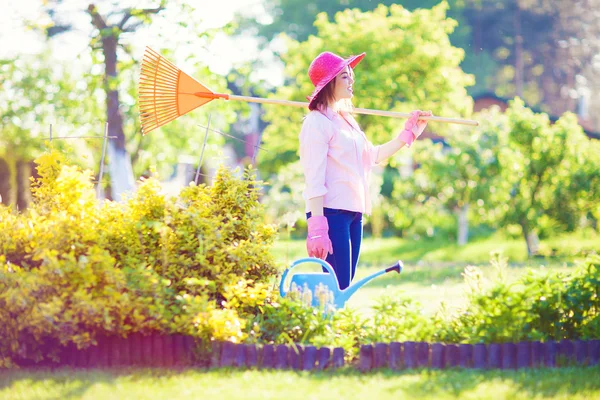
[279,257,403,311]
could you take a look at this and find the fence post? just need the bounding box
[559,339,574,366]
[234,344,247,368]
[404,342,417,369]
[516,342,531,369]
[488,343,502,369]
[359,344,373,372]
[316,347,331,370]
[303,346,317,371]
[373,343,388,369]
[531,341,543,368]
[417,342,430,368]
[458,344,473,368]
[445,344,459,368]
[502,343,517,370]
[211,341,223,368]
[275,345,289,370]
[261,344,275,369]
[589,340,600,366]
[289,344,304,370]
[331,347,345,369]
[431,343,445,369]
[246,344,258,368]
[389,342,402,370]
[544,341,557,368]
[473,343,487,369]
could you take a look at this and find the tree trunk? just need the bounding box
[0,158,14,205]
[101,25,135,201]
[106,140,135,201]
[16,160,32,211]
[521,222,540,257]
[457,204,469,246]
[0,157,16,206]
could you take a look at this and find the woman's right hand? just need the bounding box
[306,215,333,260]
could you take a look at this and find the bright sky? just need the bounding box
[0,0,284,86]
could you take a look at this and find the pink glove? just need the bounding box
[306,216,333,260]
[397,110,433,147]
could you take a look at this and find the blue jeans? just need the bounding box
[307,208,363,290]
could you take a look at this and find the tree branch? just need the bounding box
[118,10,133,31]
[87,4,107,30]
[122,6,165,32]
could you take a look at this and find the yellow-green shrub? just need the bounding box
[0,149,278,366]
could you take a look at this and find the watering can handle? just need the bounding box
[279,257,336,297]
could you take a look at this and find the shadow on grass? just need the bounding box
[3,366,600,399]
[382,367,600,398]
[0,367,197,400]
[301,366,600,398]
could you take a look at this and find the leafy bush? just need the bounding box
[0,150,278,367]
[436,252,600,343]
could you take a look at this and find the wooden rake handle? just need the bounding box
[225,94,479,127]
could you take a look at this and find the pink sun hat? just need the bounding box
[307,51,366,109]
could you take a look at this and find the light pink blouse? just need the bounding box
[299,107,381,215]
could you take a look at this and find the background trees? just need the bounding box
[258,3,474,176]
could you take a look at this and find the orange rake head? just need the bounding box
[138,47,229,135]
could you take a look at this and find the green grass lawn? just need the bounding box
[2,367,600,400]
[274,232,592,316]
[272,231,599,266]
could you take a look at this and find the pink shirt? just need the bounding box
[299,107,381,215]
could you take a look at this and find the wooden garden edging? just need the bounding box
[35,334,600,370]
[53,333,343,370]
[359,340,600,371]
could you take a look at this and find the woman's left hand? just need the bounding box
[397,110,434,147]
[406,110,433,139]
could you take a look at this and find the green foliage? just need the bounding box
[437,253,600,343]
[0,149,279,366]
[1,150,598,367]
[493,99,599,254]
[259,3,474,176]
[249,297,334,345]
[390,106,503,242]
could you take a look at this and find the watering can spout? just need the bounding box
[337,261,403,305]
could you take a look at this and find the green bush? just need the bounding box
[1,150,598,368]
[436,253,600,343]
[0,150,279,367]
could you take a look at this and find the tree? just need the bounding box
[461,0,600,117]
[236,0,443,43]
[30,1,242,199]
[258,3,474,177]
[493,98,598,255]
[0,52,101,209]
[394,110,502,245]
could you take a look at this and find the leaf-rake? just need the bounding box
[138,47,478,135]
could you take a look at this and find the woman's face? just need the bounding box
[333,66,355,102]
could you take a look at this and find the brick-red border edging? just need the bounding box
[21,334,600,370]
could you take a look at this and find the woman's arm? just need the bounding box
[373,110,433,164]
[307,196,325,217]
[375,136,408,164]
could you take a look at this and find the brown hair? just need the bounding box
[309,79,337,112]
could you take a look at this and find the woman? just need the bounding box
[299,51,432,290]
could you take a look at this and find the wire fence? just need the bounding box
[23,117,268,201]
